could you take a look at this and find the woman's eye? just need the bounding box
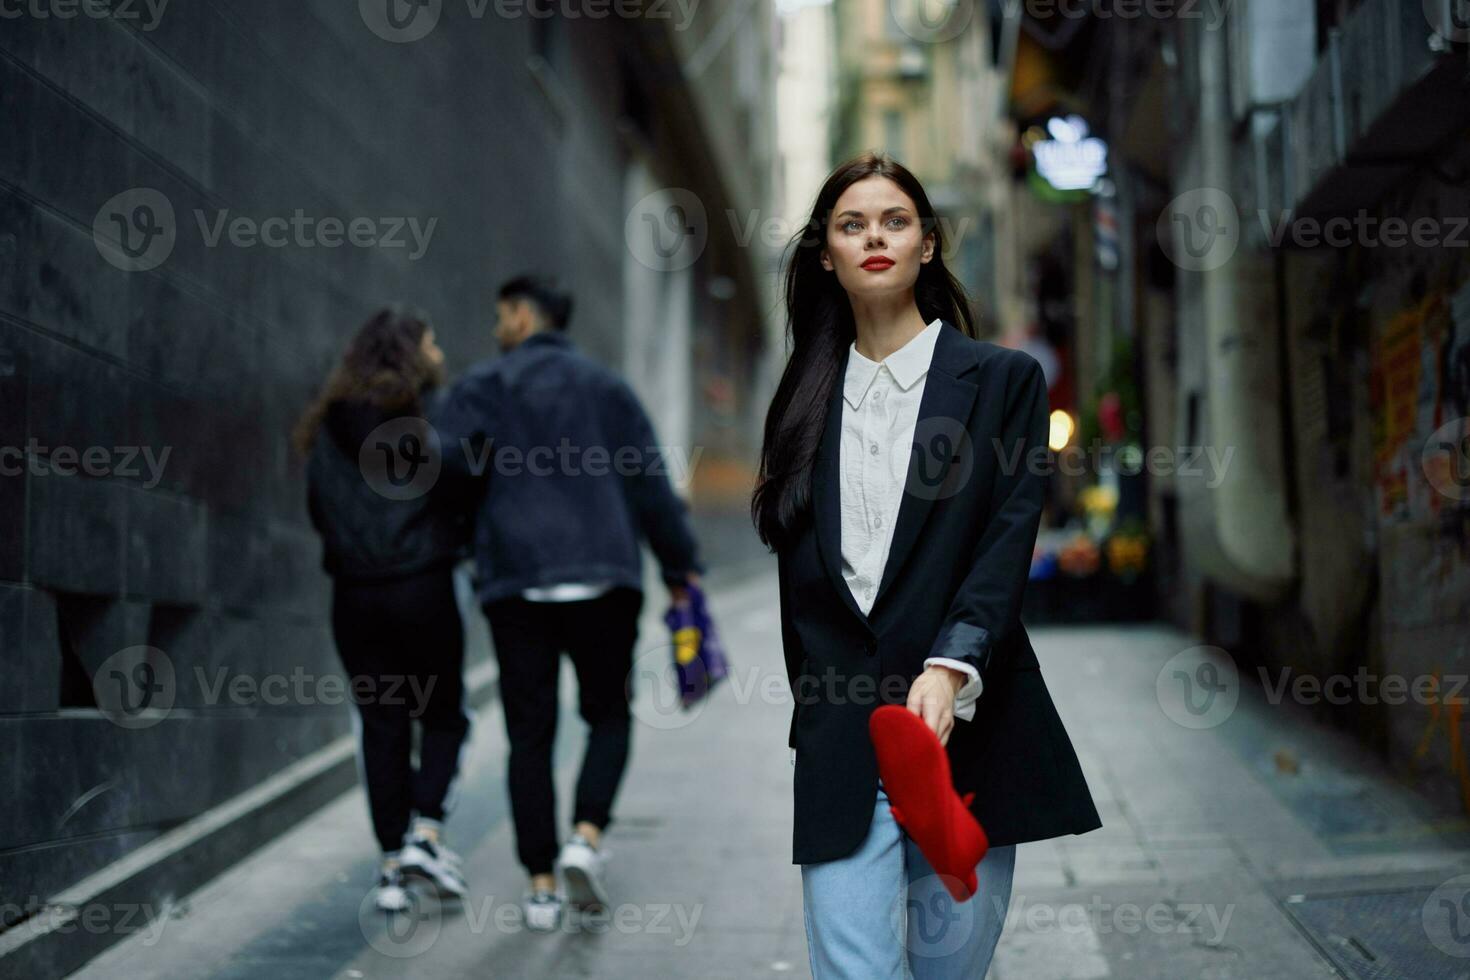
[843,220,863,233]
[887,217,909,230]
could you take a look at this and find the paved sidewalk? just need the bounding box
[76,568,1470,978]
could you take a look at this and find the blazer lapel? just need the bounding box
[812,346,869,624]
[871,322,980,612]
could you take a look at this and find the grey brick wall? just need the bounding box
[1,1,770,916]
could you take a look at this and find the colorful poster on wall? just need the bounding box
[1371,290,1466,525]
[1371,294,1434,523]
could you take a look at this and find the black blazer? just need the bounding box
[779,322,1101,864]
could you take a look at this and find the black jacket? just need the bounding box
[437,331,703,605]
[306,397,468,582]
[780,323,1101,864]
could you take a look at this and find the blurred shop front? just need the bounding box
[990,8,1158,625]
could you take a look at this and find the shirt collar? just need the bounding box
[843,318,943,408]
[517,330,572,351]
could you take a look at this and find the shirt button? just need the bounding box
[872,515,883,529]
[869,443,880,456]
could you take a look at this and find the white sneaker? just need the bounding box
[400,826,467,898]
[556,833,609,911]
[375,857,411,913]
[523,887,563,932]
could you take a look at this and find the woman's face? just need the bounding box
[820,175,934,301]
[420,328,445,370]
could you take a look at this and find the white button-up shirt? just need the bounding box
[838,318,982,721]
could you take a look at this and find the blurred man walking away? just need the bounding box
[439,275,704,932]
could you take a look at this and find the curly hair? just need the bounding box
[292,305,445,455]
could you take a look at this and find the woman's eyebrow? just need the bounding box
[834,206,913,219]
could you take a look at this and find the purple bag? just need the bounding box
[663,582,730,708]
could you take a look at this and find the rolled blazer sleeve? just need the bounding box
[924,354,1049,687]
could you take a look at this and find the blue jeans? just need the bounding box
[801,784,1016,979]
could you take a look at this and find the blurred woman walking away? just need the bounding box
[295,306,473,912]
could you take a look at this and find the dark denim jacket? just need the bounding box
[436,331,703,604]
[306,397,468,583]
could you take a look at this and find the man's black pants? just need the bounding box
[483,587,644,876]
[331,567,470,855]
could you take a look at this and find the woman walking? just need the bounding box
[296,307,473,912]
[752,154,1100,978]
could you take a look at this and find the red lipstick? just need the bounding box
[860,255,895,271]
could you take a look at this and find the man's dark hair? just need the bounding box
[499,275,574,331]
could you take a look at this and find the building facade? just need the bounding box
[1031,0,1470,807]
[0,2,774,957]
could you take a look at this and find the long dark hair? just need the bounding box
[292,305,444,455]
[751,153,975,551]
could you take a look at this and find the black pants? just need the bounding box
[483,587,644,876]
[332,567,470,855]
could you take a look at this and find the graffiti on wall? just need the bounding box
[1372,283,1470,529]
